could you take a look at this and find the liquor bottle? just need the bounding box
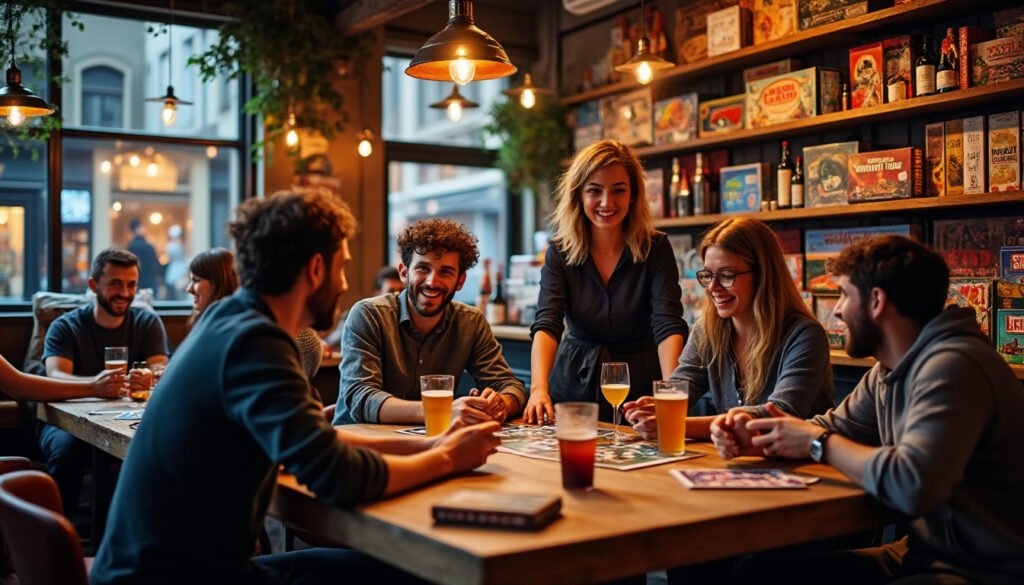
[692,153,708,215]
[487,263,507,326]
[841,83,850,111]
[669,158,681,218]
[791,155,804,209]
[776,140,793,210]
[477,258,492,315]
[677,166,692,217]
[915,35,936,96]
[936,27,959,93]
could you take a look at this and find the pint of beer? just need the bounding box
[554,402,598,490]
[421,375,455,437]
[654,380,689,456]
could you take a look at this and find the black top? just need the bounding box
[128,234,163,291]
[91,288,389,585]
[43,304,168,374]
[531,231,686,346]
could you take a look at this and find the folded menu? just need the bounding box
[432,489,562,530]
[670,468,821,489]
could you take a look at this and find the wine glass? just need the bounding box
[600,362,630,445]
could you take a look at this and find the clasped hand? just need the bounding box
[452,388,507,427]
[711,403,823,460]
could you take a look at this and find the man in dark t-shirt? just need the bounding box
[40,248,169,513]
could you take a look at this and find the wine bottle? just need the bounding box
[791,155,804,209]
[487,263,507,326]
[669,158,681,218]
[936,28,958,93]
[776,140,793,210]
[477,258,492,315]
[692,154,706,216]
[915,35,936,96]
[677,166,692,217]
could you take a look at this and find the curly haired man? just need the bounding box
[334,218,525,427]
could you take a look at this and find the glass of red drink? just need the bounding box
[555,402,598,490]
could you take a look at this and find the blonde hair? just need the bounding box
[550,140,654,265]
[696,217,814,404]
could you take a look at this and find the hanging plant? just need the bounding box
[0,1,82,159]
[190,0,369,158]
[483,98,571,197]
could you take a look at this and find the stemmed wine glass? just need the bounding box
[600,362,630,445]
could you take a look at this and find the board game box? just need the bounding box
[805,225,911,291]
[996,309,1024,364]
[753,0,798,44]
[963,116,986,195]
[925,122,945,197]
[946,278,993,339]
[675,0,726,63]
[970,35,1024,87]
[803,141,864,207]
[798,0,871,31]
[849,42,884,109]
[988,111,1020,192]
[945,119,964,196]
[720,162,770,213]
[600,88,653,147]
[933,217,1024,278]
[746,67,841,128]
[814,294,847,349]
[847,147,923,202]
[654,93,699,145]
[1001,246,1024,284]
[699,94,746,136]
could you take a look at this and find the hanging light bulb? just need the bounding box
[145,2,192,127]
[100,160,112,174]
[0,3,55,124]
[406,0,516,83]
[430,85,478,124]
[206,145,218,159]
[614,1,675,85]
[503,73,553,110]
[357,129,373,158]
[7,105,23,125]
[161,100,176,126]
[284,110,299,148]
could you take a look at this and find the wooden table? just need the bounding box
[269,424,890,585]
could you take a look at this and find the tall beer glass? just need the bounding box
[555,402,598,490]
[421,375,455,437]
[653,380,689,455]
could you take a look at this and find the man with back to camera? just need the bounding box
[712,235,1024,584]
[91,191,500,584]
[334,218,526,427]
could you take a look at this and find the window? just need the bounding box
[81,65,125,128]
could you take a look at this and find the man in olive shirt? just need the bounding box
[92,192,500,585]
[335,218,525,426]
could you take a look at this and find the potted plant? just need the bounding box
[483,98,571,204]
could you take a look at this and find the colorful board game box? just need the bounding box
[849,42,884,109]
[644,167,665,219]
[995,7,1024,38]
[600,88,653,147]
[746,67,840,128]
[970,36,1024,87]
[753,0,798,44]
[785,254,805,289]
[988,111,1021,192]
[933,217,1024,278]
[958,27,993,90]
[798,0,870,31]
[996,309,1024,364]
[945,119,964,196]
[847,147,923,202]
[814,294,847,349]
[699,94,746,136]
[675,0,726,64]
[963,116,987,195]
[803,141,863,207]
[883,35,914,101]
[925,122,945,197]
[743,58,801,83]
[720,162,770,213]
[946,278,992,339]
[571,100,603,151]
[653,93,699,145]
[805,225,911,291]
[707,6,753,57]
[1001,246,1024,284]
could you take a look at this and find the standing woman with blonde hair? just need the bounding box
[624,216,833,442]
[524,140,687,423]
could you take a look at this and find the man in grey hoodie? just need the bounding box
[712,235,1024,584]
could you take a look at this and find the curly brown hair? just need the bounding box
[397,218,479,275]
[228,190,358,295]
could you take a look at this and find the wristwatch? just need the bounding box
[809,430,832,463]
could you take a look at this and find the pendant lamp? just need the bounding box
[614,0,674,85]
[145,0,191,126]
[405,0,516,85]
[430,85,479,123]
[0,2,54,125]
[503,73,553,109]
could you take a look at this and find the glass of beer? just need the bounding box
[104,346,129,397]
[421,375,455,437]
[554,402,598,490]
[600,362,629,445]
[128,361,153,404]
[653,380,689,456]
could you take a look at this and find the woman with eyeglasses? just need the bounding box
[623,216,833,441]
[524,140,688,424]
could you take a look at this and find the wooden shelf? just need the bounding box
[830,350,1024,381]
[560,0,987,106]
[634,78,1024,160]
[653,190,1024,229]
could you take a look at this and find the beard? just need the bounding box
[407,280,456,318]
[843,300,883,359]
[306,276,342,331]
[96,289,133,318]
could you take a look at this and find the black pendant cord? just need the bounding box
[6,0,17,71]
[167,0,174,90]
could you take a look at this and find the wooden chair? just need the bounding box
[0,470,89,585]
[0,458,32,585]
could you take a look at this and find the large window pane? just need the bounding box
[63,13,239,139]
[0,148,48,302]
[382,55,507,148]
[61,139,241,300]
[387,162,506,305]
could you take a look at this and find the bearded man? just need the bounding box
[334,218,524,426]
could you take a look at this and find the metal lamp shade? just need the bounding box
[614,37,675,76]
[405,0,516,82]
[503,73,553,99]
[430,85,480,110]
[0,65,54,117]
[145,85,193,106]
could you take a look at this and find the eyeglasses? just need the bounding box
[695,269,755,289]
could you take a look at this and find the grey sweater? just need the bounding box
[813,308,1024,583]
[669,313,834,418]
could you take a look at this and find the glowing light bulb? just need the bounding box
[358,138,372,158]
[100,160,112,174]
[147,162,158,177]
[112,201,122,212]
[449,55,476,86]
[129,155,141,167]
[447,101,463,122]
[206,146,218,159]
[635,61,654,85]
[285,128,299,147]
[520,88,536,109]
[149,212,163,225]
[7,107,24,126]
[162,101,177,126]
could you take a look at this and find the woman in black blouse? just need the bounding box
[524,140,688,423]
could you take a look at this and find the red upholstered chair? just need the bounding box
[0,458,32,585]
[0,470,90,585]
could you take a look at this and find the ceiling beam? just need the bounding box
[337,0,435,35]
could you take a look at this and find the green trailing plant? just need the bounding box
[190,0,369,158]
[0,1,82,159]
[483,97,571,197]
